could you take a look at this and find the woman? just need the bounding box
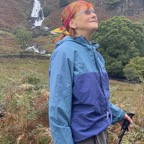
[49,1,133,144]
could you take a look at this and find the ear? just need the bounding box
[69,18,77,29]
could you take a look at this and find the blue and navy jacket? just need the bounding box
[49,36,125,144]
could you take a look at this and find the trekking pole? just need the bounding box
[117,112,135,144]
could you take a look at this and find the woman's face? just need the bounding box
[70,6,98,36]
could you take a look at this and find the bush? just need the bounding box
[14,28,33,49]
[106,0,121,9]
[123,56,144,82]
[32,28,49,38]
[59,0,69,8]
[43,6,51,17]
[93,16,144,78]
[0,74,52,143]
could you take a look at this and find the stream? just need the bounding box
[27,0,51,56]
[31,0,45,28]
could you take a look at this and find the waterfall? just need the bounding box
[27,0,51,56]
[31,0,45,28]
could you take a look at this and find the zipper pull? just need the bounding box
[106,111,109,119]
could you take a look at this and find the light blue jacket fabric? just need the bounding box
[49,36,125,144]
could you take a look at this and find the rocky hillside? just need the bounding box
[0,0,144,31]
[109,0,144,16]
[43,0,144,30]
[102,0,144,22]
[0,0,144,55]
[0,0,33,31]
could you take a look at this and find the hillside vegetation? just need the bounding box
[0,1,144,143]
[0,58,144,143]
[0,30,21,54]
[0,0,32,31]
[0,0,144,56]
[0,0,144,31]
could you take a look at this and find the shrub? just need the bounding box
[14,28,33,49]
[59,0,69,8]
[43,6,51,17]
[0,74,52,143]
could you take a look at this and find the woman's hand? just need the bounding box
[119,113,133,131]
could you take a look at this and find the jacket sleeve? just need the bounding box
[49,47,74,144]
[109,102,126,124]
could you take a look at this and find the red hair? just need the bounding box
[54,0,93,43]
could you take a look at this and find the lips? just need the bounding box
[89,19,98,23]
[89,21,97,23]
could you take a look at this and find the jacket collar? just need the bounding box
[74,36,99,50]
[56,35,99,50]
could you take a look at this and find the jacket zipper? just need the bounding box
[90,45,109,120]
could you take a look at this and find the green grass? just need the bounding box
[0,58,51,144]
[0,58,144,144]
[109,80,144,144]
[0,30,21,55]
[0,58,49,85]
[0,30,14,36]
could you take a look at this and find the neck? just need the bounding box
[74,30,95,42]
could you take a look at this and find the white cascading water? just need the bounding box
[31,0,45,28]
[27,0,51,56]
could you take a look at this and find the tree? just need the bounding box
[43,6,51,17]
[106,0,121,9]
[93,16,144,78]
[59,0,69,8]
[123,57,144,82]
[14,28,33,49]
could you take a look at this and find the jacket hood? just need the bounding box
[55,36,99,50]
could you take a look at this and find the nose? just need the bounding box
[91,13,98,22]
[90,9,96,14]
[90,10,97,17]
[91,11,97,16]
[91,12,97,19]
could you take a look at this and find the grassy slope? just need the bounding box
[109,80,144,143]
[0,0,32,55]
[0,58,49,85]
[0,59,143,143]
[33,36,55,53]
[0,58,51,144]
[0,30,21,54]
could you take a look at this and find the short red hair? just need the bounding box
[61,0,93,36]
[53,1,93,43]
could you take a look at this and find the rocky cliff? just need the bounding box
[43,0,144,30]
[108,0,144,16]
[0,0,144,31]
[95,0,144,15]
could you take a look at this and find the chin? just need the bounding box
[89,24,98,30]
[91,26,98,31]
